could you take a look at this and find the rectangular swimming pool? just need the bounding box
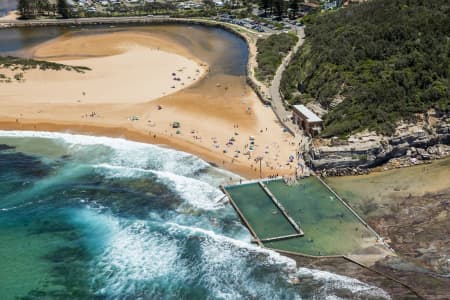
[224,177,378,256]
[224,183,298,240]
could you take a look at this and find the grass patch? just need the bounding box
[0,56,91,74]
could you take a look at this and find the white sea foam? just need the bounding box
[77,208,300,298]
[70,202,392,299]
[0,130,211,175]
[297,268,391,299]
[82,210,390,299]
[94,163,226,210]
[2,130,391,298]
[71,209,181,296]
[165,221,297,269]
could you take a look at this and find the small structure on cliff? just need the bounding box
[292,105,323,136]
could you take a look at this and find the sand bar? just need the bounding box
[0,28,300,179]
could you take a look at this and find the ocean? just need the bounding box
[0,131,390,299]
[0,22,390,299]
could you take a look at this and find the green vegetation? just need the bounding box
[0,56,90,83]
[255,33,298,82]
[18,0,58,19]
[258,0,302,17]
[281,0,449,137]
[15,0,255,19]
[57,0,70,19]
[0,56,90,73]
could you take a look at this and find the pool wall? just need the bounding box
[222,176,393,256]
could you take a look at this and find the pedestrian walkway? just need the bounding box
[268,27,305,137]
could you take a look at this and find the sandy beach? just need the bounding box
[2,32,207,104]
[0,10,18,21]
[0,28,299,179]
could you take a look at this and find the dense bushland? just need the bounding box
[255,33,298,82]
[281,0,449,137]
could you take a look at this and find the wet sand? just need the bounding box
[0,26,299,179]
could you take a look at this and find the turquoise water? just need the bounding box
[0,131,390,299]
[0,21,390,299]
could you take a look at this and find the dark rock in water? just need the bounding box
[0,150,53,180]
[318,167,370,177]
[208,161,219,168]
[0,144,15,151]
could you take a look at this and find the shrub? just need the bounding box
[281,0,449,137]
[255,33,298,82]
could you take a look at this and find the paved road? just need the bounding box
[269,27,305,137]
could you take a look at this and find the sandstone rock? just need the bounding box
[310,118,450,172]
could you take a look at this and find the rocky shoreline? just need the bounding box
[307,116,450,177]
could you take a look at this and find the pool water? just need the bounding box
[225,178,377,256]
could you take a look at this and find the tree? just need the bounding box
[273,0,284,16]
[289,0,299,18]
[280,0,449,137]
[18,0,36,19]
[36,0,50,16]
[203,0,215,8]
[57,0,70,18]
[259,0,271,15]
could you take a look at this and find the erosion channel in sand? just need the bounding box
[0,25,298,179]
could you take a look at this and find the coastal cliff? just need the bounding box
[307,115,450,176]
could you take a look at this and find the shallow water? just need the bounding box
[0,131,390,299]
[226,183,298,239]
[325,159,450,218]
[264,178,376,256]
[225,179,376,256]
[0,24,248,77]
[0,24,252,124]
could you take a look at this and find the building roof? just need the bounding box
[293,105,322,123]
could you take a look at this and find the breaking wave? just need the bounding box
[0,130,391,299]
